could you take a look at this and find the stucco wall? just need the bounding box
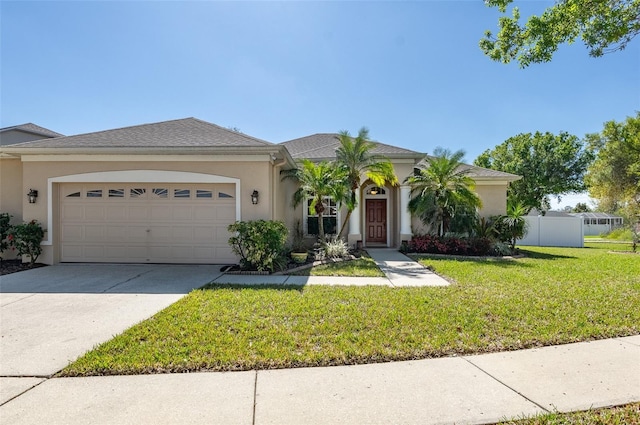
[0,158,23,219]
[475,182,508,218]
[19,157,276,264]
[0,158,23,259]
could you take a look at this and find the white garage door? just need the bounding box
[60,183,237,264]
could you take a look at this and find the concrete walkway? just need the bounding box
[1,336,638,424]
[213,248,450,287]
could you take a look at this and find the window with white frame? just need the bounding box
[304,196,339,236]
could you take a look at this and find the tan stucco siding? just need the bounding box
[0,158,23,259]
[0,158,23,220]
[19,158,276,264]
[475,182,508,218]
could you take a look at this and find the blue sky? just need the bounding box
[2,1,639,207]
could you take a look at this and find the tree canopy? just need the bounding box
[474,131,593,212]
[481,0,640,67]
[334,127,398,238]
[584,112,640,218]
[281,160,348,243]
[405,148,482,236]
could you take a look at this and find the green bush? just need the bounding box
[9,219,45,266]
[603,228,633,241]
[0,213,12,260]
[228,220,289,272]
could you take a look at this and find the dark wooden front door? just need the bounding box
[366,199,387,244]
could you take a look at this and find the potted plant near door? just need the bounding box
[290,220,309,263]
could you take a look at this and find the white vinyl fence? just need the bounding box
[519,215,584,248]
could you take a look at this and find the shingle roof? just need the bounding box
[0,123,64,138]
[281,133,424,160]
[456,163,521,180]
[10,118,273,148]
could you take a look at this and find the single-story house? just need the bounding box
[568,212,624,236]
[0,118,519,265]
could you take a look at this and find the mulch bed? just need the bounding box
[0,259,47,276]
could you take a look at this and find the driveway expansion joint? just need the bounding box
[461,356,551,414]
[100,267,156,293]
[0,376,48,407]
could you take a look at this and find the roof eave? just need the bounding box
[0,145,296,164]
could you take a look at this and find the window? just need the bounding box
[174,189,191,198]
[196,190,213,198]
[152,188,168,198]
[109,189,124,198]
[86,189,103,198]
[366,186,386,195]
[218,192,233,199]
[130,188,146,198]
[305,197,339,236]
[66,192,81,198]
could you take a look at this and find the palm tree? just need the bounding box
[334,127,398,238]
[404,148,482,236]
[281,160,348,243]
[499,201,529,250]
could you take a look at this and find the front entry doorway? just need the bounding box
[365,199,387,244]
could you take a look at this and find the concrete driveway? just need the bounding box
[0,264,223,380]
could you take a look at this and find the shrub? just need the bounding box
[228,220,289,272]
[9,219,45,266]
[405,234,493,256]
[0,213,12,260]
[603,228,633,241]
[323,237,349,259]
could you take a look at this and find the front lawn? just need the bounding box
[61,245,640,376]
[500,402,640,424]
[291,254,385,277]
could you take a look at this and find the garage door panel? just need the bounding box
[148,226,172,242]
[193,226,217,242]
[216,205,236,220]
[150,207,172,220]
[194,246,216,260]
[104,225,128,242]
[84,226,105,239]
[61,245,83,260]
[84,206,105,220]
[61,183,237,264]
[193,206,217,220]
[62,205,84,220]
[172,206,193,220]
[84,245,106,259]
[105,206,127,220]
[62,224,84,240]
[128,206,149,220]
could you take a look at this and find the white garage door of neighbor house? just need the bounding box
[60,183,237,264]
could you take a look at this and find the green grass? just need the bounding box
[584,241,635,252]
[61,245,640,376]
[291,254,385,277]
[500,403,640,424]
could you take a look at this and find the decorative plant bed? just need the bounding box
[0,260,47,276]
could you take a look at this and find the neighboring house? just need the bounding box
[0,118,519,265]
[569,212,624,236]
[0,123,64,146]
[0,124,64,235]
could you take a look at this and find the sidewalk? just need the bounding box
[212,248,450,287]
[2,336,638,424]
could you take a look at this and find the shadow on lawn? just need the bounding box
[201,283,305,292]
[518,249,578,260]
